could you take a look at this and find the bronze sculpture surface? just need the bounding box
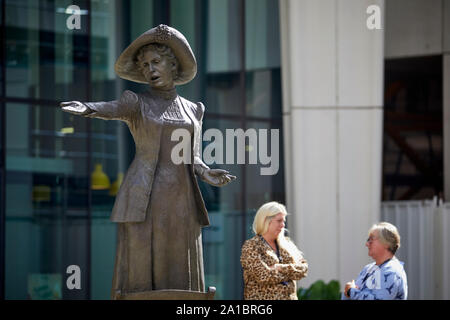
[61,25,235,299]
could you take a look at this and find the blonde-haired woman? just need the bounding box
[240,202,308,300]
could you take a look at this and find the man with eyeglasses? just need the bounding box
[342,222,408,300]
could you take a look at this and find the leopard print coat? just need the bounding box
[240,235,308,300]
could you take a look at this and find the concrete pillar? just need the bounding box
[280,0,384,289]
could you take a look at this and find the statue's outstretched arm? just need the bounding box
[60,90,139,121]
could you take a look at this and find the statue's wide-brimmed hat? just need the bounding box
[114,24,197,85]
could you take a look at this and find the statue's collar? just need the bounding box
[147,87,178,100]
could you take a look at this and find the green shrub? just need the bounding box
[297,280,341,300]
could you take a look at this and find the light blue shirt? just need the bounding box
[342,257,408,300]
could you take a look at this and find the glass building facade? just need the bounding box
[0,0,284,299]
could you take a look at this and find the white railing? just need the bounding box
[381,199,450,300]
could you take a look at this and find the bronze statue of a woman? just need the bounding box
[61,25,235,299]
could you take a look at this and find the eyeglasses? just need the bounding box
[366,236,378,243]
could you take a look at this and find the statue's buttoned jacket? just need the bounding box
[85,90,209,226]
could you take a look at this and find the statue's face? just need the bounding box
[138,49,176,90]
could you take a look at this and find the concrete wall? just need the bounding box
[385,0,444,58]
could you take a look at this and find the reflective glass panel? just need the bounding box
[5,103,89,299]
[244,120,285,238]
[5,0,89,101]
[201,117,244,300]
[207,0,242,73]
[245,0,282,119]
[245,0,280,71]
[246,69,282,119]
[203,0,243,116]
[171,0,199,101]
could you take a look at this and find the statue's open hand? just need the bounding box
[60,101,91,115]
[201,169,236,187]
